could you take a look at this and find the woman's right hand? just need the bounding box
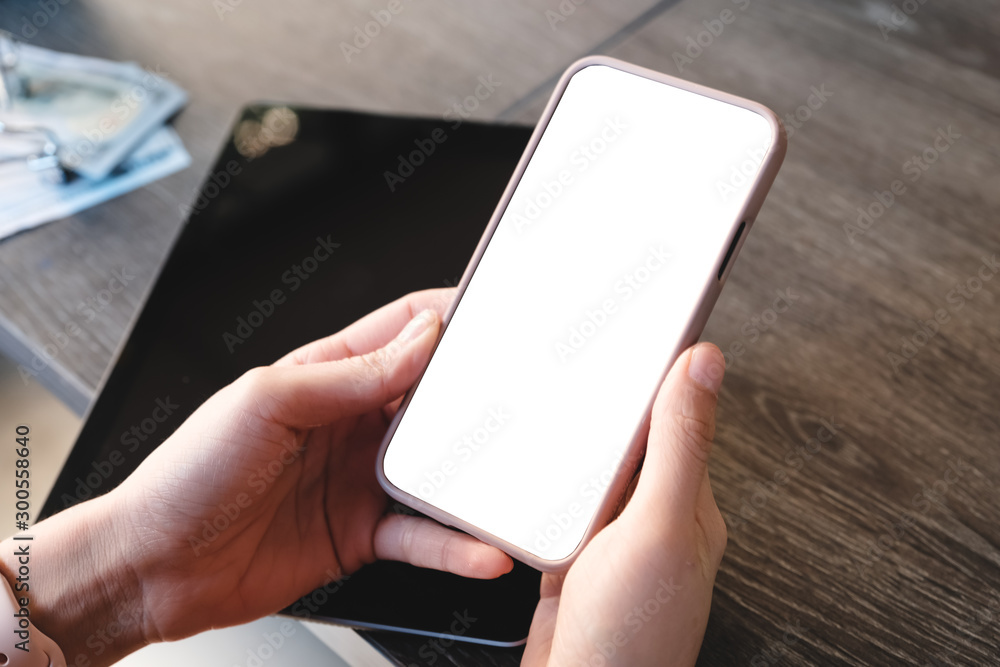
[523,343,729,667]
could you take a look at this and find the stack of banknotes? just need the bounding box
[0,39,190,240]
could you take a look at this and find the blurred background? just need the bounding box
[0,0,998,665]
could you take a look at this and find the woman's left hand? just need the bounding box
[2,288,510,667]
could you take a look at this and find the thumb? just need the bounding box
[235,309,441,428]
[631,343,725,519]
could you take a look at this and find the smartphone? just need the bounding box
[377,55,786,572]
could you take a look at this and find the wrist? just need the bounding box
[0,491,150,667]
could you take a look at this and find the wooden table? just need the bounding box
[1,0,997,664]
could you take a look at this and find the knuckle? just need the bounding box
[356,347,393,383]
[233,366,274,404]
[438,531,458,571]
[238,365,272,391]
[671,411,715,464]
[708,509,728,561]
[695,503,728,571]
[232,366,280,421]
[398,516,418,557]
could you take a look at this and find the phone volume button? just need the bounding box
[717,221,747,281]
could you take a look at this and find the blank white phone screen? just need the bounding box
[383,64,774,562]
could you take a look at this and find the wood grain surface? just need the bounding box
[1,0,997,665]
[0,0,669,412]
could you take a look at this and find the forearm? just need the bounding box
[0,493,148,667]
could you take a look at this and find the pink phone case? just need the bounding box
[377,55,787,572]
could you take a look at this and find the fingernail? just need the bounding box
[688,345,724,394]
[397,309,435,344]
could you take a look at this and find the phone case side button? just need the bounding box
[717,220,747,281]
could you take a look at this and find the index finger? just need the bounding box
[274,287,456,366]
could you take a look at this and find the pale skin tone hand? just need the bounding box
[522,341,729,667]
[0,288,510,666]
[0,288,727,667]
